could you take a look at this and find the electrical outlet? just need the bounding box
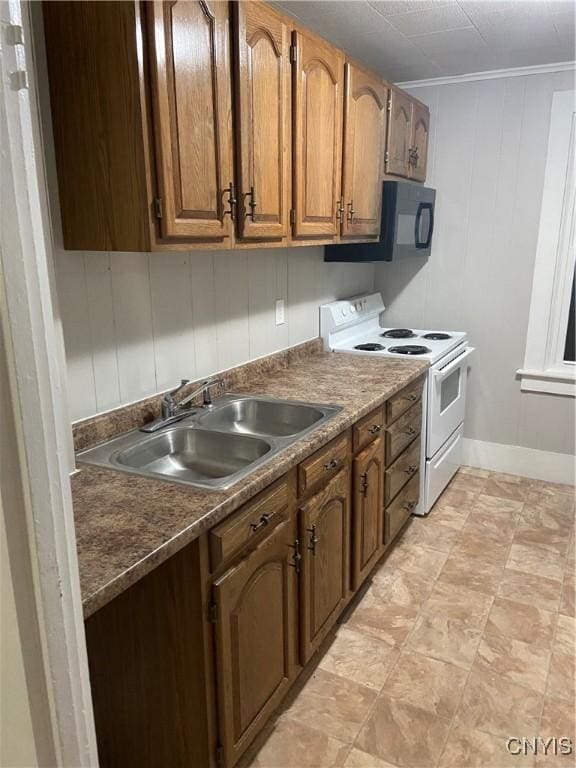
[275,298,285,326]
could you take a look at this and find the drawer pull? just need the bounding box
[250,512,275,533]
[404,465,418,475]
[323,458,339,471]
[404,426,417,437]
[307,524,319,555]
[368,424,382,434]
[403,500,417,512]
[289,539,302,574]
[405,393,418,402]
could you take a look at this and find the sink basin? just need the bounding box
[112,428,271,487]
[197,397,326,437]
[77,394,341,491]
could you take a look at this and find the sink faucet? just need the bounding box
[142,376,227,433]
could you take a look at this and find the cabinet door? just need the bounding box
[214,517,298,768]
[385,88,412,178]
[234,2,291,240]
[148,1,233,240]
[292,30,344,239]
[352,436,385,590]
[300,468,351,662]
[341,64,387,239]
[410,101,430,183]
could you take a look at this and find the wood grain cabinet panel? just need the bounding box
[386,377,424,425]
[213,517,299,768]
[386,87,413,178]
[352,436,385,590]
[385,436,420,506]
[341,63,388,239]
[298,432,350,497]
[148,0,234,240]
[386,472,420,543]
[233,2,291,240]
[353,406,385,453]
[292,29,344,239]
[410,101,430,183]
[385,400,422,467]
[299,468,351,662]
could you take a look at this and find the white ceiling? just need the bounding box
[272,0,576,82]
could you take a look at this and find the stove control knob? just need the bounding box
[350,305,356,313]
[341,307,347,316]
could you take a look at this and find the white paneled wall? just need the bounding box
[375,69,575,456]
[55,247,374,421]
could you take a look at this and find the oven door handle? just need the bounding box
[433,346,475,379]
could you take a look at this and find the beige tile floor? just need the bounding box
[247,467,576,768]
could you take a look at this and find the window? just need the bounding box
[519,89,576,397]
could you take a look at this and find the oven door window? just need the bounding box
[440,367,461,412]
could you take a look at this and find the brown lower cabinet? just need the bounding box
[352,436,385,590]
[299,468,351,663]
[214,517,299,768]
[85,378,425,768]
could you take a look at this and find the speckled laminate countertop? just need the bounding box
[72,351,428,618]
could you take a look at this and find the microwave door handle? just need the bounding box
[434,346,476,380]
[414,202,434,249]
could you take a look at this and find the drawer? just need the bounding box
[298,431,350,497]
[210,471,296,570]
[353,406,385,453]
[385,399,422,467]
[386,472,420,543]
[386,377,424,425]
[385,436,421,506]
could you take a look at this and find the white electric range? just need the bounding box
[321,293,475,514]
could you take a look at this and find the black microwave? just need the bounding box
[325,181,436,263]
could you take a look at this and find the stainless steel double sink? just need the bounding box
[77,395,341,490]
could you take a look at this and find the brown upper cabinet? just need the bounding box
[43,1,429,252]
[386,86,430,183]
[148,0,234,240]
[341,63,388,239]
[233,2,291,241]
[291,29,345,240]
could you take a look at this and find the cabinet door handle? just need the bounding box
[289,539,302,574]
[404,426,417,437]
[347,200,355,222]
[360,472,369,497]
[336,197,345,222]
[307,525,319,555]
[368,424,382,434]
[403,500,417,511]
[223,182,237,220]
[404,465,418,475]
[323,458,339,471]
[244,185,257,221]
[404,393,418,402]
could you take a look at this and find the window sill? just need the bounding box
[517,367,576,396]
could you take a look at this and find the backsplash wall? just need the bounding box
[55,247,375,422]
[375,69,575,456]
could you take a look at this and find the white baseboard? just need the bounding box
[462,438,575,486]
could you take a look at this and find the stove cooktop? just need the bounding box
[331,327,467,364]
[320,294,468,365]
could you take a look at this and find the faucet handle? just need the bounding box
[167,379,190,397]
[161,379,190,418]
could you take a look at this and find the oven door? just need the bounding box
[427,346,475,458]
